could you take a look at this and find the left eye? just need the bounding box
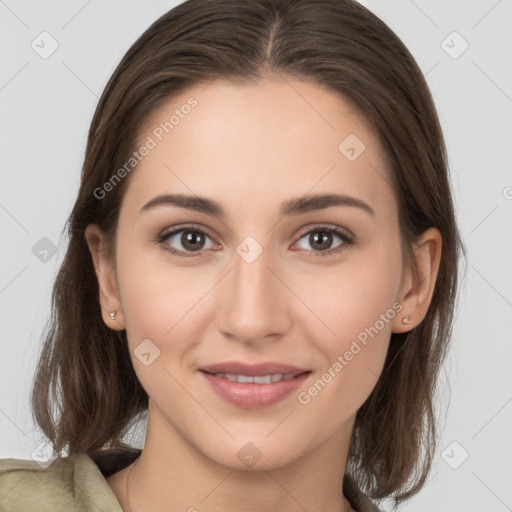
[294,227,353,255]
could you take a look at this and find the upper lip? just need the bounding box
[200,361,310,377]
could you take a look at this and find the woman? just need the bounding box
[0,0,465,511]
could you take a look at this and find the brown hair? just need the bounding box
[30,0,466,507]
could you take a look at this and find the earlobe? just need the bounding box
[392,227,442,333]
[84,224,126,330]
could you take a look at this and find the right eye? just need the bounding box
[157,225,218,257]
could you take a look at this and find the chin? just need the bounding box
[195,432,312,472]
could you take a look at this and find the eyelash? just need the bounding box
[155,223,355,259]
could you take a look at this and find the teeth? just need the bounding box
[213,373,297,383]
[254,375,272,384]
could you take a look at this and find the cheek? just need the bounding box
[115,239,214,360]
[306,253,401,345]
[114,249,211,401]
[293,282,396,430]
[297,250,401,401]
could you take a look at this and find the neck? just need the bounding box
[112,407,356,512]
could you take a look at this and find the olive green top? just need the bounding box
[0,453,381,511]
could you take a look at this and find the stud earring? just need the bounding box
[109,311,117,320]
[402,315,412,324]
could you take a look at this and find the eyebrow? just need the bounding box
[140,193,375,218]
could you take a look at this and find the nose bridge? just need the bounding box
[216,241,288,342]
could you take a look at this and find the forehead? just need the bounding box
[124,77,395,219]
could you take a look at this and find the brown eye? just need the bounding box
[160,227,216,256]
[294,226,355,257]
[308,231,335,251]
[179,230,207,251]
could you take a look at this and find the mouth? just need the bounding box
[199,361,311,409]
[202,372,302,384]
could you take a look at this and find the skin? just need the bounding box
[86,75,442,512]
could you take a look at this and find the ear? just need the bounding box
[391,227,442,333]
[84,224,126,330]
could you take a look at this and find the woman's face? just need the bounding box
[93,76,414,470]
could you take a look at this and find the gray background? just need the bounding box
[1,1,511,510]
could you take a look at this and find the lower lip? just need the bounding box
[200,371,310,409]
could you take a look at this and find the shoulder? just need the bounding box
[0,453,123,512]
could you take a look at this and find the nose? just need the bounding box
[215,245,291,345]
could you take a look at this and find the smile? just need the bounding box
[209,373,298,384]
[200,367,311,409]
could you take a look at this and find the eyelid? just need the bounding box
[159,223,218,242]
[294,222,354,240]
[156,222,355,258]
[158,222,353,242]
